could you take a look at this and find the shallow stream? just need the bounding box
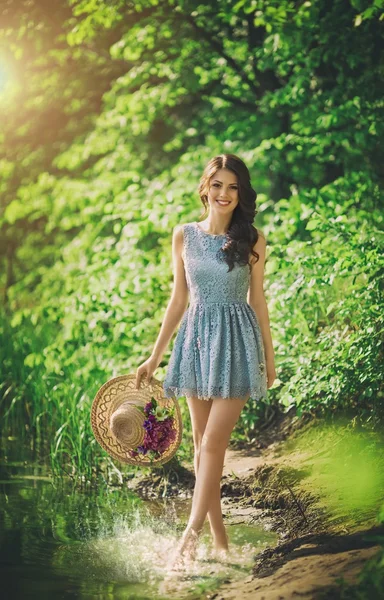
[0,454,277,599]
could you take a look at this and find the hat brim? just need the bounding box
[90,374,182,466]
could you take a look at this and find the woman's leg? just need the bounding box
[186,395,228,549]
[179,394,249,558]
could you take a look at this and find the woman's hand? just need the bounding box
[266,361,276,389]
[135,355,161,390]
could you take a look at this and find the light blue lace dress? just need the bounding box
[162,222,268,402]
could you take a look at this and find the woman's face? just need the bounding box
[206,168,239,214]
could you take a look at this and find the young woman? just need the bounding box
[136,153,276,567]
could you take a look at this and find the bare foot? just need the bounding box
[212,546,230,561]
[167,526,200,571]
[212,531,230,560]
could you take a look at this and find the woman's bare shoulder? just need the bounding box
[250,229,267,265]
[174,222,195,236]
[256,227,266,240]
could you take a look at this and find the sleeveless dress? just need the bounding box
[162,222,268,402]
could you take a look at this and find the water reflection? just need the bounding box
[0,460,276,599]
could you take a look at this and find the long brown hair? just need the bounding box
[197,153,261,272]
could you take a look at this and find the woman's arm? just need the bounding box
[150,224,189,363]
[247,230,275,367]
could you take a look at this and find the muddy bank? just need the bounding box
[215,460,383,600]
[126,408,384,599]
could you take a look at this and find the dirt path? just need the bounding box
[212,541,380,600]
[210,412,384,600]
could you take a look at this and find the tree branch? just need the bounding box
[180,13,261,97]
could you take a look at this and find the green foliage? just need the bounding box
[0,0,383,483]
[266,181,383,421]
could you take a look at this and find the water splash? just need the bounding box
[53,502,267,598]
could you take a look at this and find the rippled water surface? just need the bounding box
[0,458,277,599]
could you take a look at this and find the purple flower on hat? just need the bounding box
[143,418,154,431]
[144,401,153,415]
[130,397,177,459]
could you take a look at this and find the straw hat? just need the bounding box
[90,374,182,466]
